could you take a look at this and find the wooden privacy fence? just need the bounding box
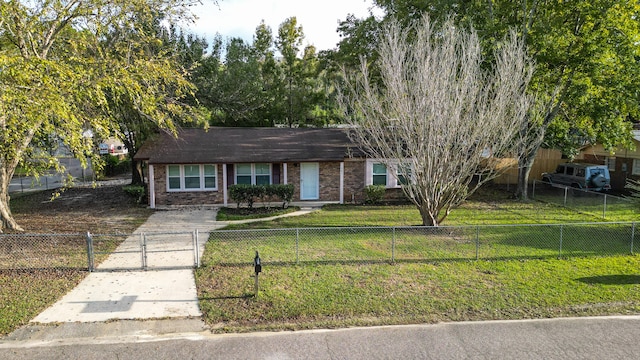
[493,148,564,185]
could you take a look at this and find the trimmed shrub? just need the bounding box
[229,184,253,208]
[123,185,146,204]
[272,184,294,208]
[229,184,295,209]
[364,185,386,205]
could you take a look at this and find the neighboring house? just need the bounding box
[576,130,640,190]
[134,127,385,208]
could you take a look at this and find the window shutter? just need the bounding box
[272,163,281,184]
[227,164,234,186]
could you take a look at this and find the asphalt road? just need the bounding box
[1,316,639,359]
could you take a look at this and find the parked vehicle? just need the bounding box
[98,141,128,155]
[541,163,611,191]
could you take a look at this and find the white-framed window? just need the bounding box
[184,165,201,189]
[633,159,640,176]
[203,165,217,188]
[235,163,272,185]
[372,163,387,186]
[167,165,181,190]
[605,156,616,172]
[255,163,271,185]
[236,164,252,185]
[167,164,218,191]
[396,163,412,186]
[366,159,413,188]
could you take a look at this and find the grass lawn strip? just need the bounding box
[0,269,84,335]
[2,185,637,336]
[217,206,300,221]
[200,190,639,333]
[196,256,640,332]
[222,197,628,231]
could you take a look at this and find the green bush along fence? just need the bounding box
[207,222,637,266]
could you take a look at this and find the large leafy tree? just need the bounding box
[105,20,206,186]
[336,0,640,198]
[276,17,305,127]
[198,18,336,128]
[205,37,267,126]
[253,21,287,126]
[0,0,203,232]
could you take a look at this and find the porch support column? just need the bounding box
[283,163,288,185]
[340,161,344,204]
[222,163,228,206]
[149,164,156,209]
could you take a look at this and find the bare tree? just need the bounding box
[339,15,535,226]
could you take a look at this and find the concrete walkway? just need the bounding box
[31,209,222,324]
[30,207,318,325]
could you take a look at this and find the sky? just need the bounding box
[186,0,382,51]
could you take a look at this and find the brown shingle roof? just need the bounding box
[134,127,361,164]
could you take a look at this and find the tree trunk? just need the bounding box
[515,149,537,199]
[0,187,23,233]
[131,158,144,186]
[418,203,438,226]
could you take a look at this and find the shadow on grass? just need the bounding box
[200,294,254,301]
[211,254,566,268]
[576,275,640,285]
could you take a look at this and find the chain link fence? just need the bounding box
[0,231,200,271]
[2,222,637,270]
[531,180,636,219]
[208,222,637,266]
[0,233,89,270]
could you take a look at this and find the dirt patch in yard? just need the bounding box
[1,180,154,336]
[8,182,153,234]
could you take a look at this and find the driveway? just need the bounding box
[31,208,223,324]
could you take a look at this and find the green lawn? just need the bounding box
[217,206,300,221]
[196,256,640,332]
[532,190,637,222]
[197,193,640,332]
[0,269,85,335]
[206,222,636,265]
[223,191,634,231]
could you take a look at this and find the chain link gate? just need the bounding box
[87,230,202,271]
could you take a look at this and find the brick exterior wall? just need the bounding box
[147,160,425,206]
[152,165,224,206]
[286,163,300,201]
[149,160,375,206]
[319,162,339,201]
[381,188,410,203]
[287,162,343,202]
[344,159,365,203]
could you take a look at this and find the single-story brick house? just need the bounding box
[133,127,407,208]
